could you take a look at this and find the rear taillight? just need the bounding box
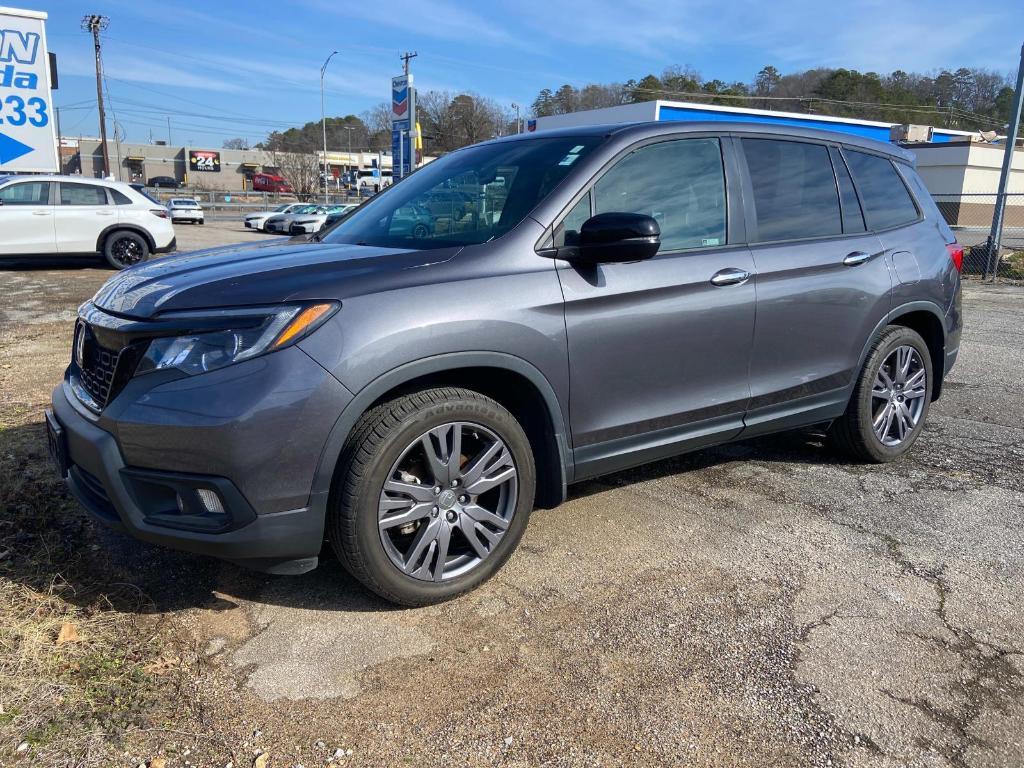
[150,208,169,219]
[946,243,964,273]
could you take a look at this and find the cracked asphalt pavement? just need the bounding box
[2,226,1022,767]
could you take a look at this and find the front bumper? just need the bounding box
[50,345,353,573]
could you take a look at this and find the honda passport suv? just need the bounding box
[47,122,963,605]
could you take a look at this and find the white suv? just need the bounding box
[0,175,176,269]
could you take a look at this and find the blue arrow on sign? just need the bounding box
[0,132,34,164]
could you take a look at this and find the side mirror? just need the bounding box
[573,212,660,263]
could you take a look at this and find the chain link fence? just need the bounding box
[932,193,1024,282]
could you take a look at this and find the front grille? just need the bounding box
[73,321,144,410]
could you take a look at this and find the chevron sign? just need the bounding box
[391,75,411,120]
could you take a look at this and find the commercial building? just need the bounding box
[531,99,978,143]
[66,140,414,191]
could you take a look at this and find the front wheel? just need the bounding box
[329,387,536,606]
[831,326,933,462]
[103,230,150,270]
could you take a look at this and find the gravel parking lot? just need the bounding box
[1,222,1022,767]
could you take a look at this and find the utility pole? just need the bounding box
[82,15,110,177]
[985,42,1024,282]
[320,50,338,203]
[166,116,172,144]
[511,103,521,134]
[400,50,417,75]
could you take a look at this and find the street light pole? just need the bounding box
[343,125,356,191]
[511,103,520,134]
[320,50,338,204]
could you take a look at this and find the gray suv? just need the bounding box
[47,122,963,605]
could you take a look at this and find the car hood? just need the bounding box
[91,238,461,318]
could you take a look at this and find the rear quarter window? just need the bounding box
[843,150,920,231]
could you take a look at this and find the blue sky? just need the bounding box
[31,0,1024,148]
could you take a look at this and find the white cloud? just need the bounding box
[58,49,242,92]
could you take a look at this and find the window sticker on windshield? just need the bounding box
[570,145,584,154]
[558,154,581,166]
[701,237,721,247]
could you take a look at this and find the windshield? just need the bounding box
[321,135,601,250]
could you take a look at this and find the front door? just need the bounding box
[556,136,756,479]
[54,181,117,254]
[736,137,892,434]
[0,180,55,255]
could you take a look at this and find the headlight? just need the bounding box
[136,302,338,376]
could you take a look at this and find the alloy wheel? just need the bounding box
[378,422,518,582]
[111,237,143,266]
[871,345,927,446]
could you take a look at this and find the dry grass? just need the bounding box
[0,420,196,767]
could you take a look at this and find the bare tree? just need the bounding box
[222,137,249,150]
[275,151,321,201]
[361,102,393,152]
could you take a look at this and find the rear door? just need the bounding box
[55,182,116,254]
[841,149,937,310]
[556,135,757,478]
[0,180,55,255]
[737,136,890,434]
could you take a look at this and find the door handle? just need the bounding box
[710,267,752,286]
[32,210,50,216]
[843,251,871,266]
[96,211,115,216]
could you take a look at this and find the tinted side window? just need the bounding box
[843,150,919,230]
[829,147,866,233]
[594,137,727,251]
[0,181,49,204]
[61,183,108,206]
[111,189,133,205]
[742,139,841,241]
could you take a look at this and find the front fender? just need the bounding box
[307,351,572,520]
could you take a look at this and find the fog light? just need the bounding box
[196,488,224,514]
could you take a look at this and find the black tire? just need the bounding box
[831,326,933,463]
[102,230,150,270]
[328,387,536,606]
[412,223,429,239]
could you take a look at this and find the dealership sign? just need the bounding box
[0,7,57,172]
[188,149,220,172]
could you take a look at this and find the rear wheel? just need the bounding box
[329,387,536,606]
[102,230,149,270]
[831,326,932,462]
